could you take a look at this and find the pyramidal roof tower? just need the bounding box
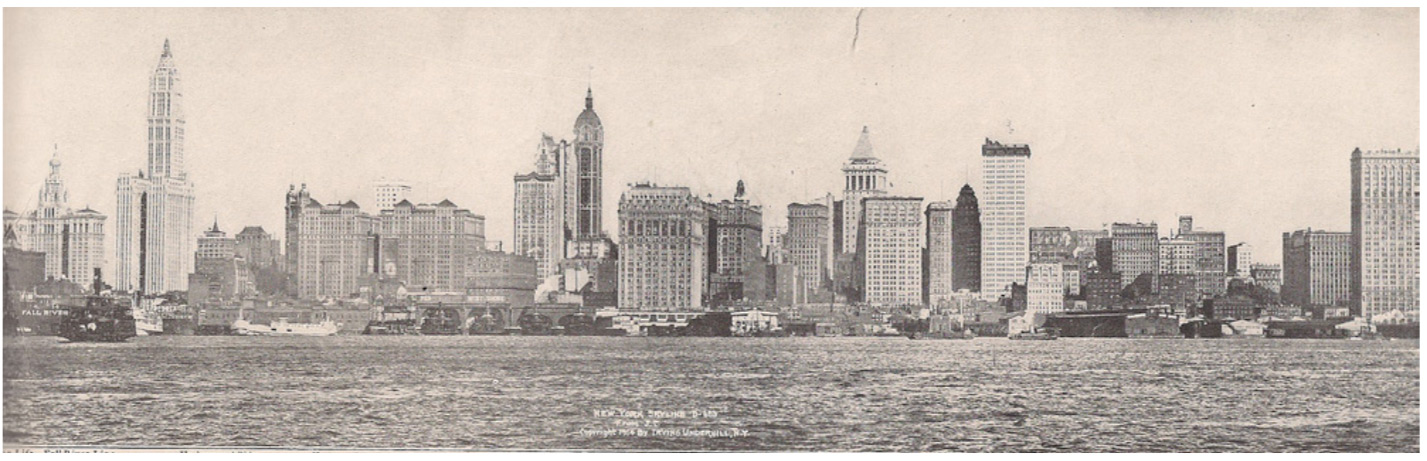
[850,126,876,160]
[838,126,890,254]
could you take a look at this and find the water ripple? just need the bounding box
[2,336,1418,451]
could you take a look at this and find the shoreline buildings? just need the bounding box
[838,127,889,300]
[786,201,831,303]
[617,183,707,311]
[707,181,765,305]
[857,196,924,306]
[4,146,107,286]
[924,201,954,306]
[188,220,254,305]
[114,40,196,294]
[1282,228,1352,308]
[3,39,1415,336]
[376,200,486,293]
[291,195,376,300]
[1109,222,1159,290]
[235,226,282,271]
[1176,216,1228,297]
[980,139,1030,298]
[1350,147,1420,323]
[1025,262,1066,314]
[514,136,565,279]
[1228,242,1253,279]
[285,186,487,300]
[513,89,616,300]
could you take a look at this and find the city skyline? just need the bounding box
[3,8,1418,270]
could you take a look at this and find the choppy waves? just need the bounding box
[2,336,1418,452]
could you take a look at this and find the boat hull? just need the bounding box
[58,297,137,343]
[232,319,339,337]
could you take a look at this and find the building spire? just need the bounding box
[585,86,593,110]
[49,143,61,175]
[163,38,171,57]
[210,216,220,233]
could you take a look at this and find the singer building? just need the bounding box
[513,89,608,280]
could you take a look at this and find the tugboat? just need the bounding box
[58,296,138,343]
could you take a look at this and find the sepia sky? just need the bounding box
[3,8,1419,267]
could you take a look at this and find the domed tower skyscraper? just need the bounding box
[16,144,107,285]
[571,87,604,239]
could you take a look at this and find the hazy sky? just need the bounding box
[3,8,1419,267]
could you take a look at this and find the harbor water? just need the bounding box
[2,336,1419,452]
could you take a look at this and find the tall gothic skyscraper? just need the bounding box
[115,40,196,293]
[980,139,1030,298]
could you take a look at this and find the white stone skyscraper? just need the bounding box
[857,196,924,306]
[6,145,107,286]
[1025,262,1066,314]
[980,138,1031,298]
[514,135,566,279]
[1350,147,1419,323]
[786,202,831,300]
[617,183,707,311]
[840,127,889,256]
[114,40,196,293]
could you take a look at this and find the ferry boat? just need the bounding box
[232,312,340,336]
[57,296,137,343]
[1009,327,1060,341]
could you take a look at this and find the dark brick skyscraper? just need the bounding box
[952,184,981,292]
